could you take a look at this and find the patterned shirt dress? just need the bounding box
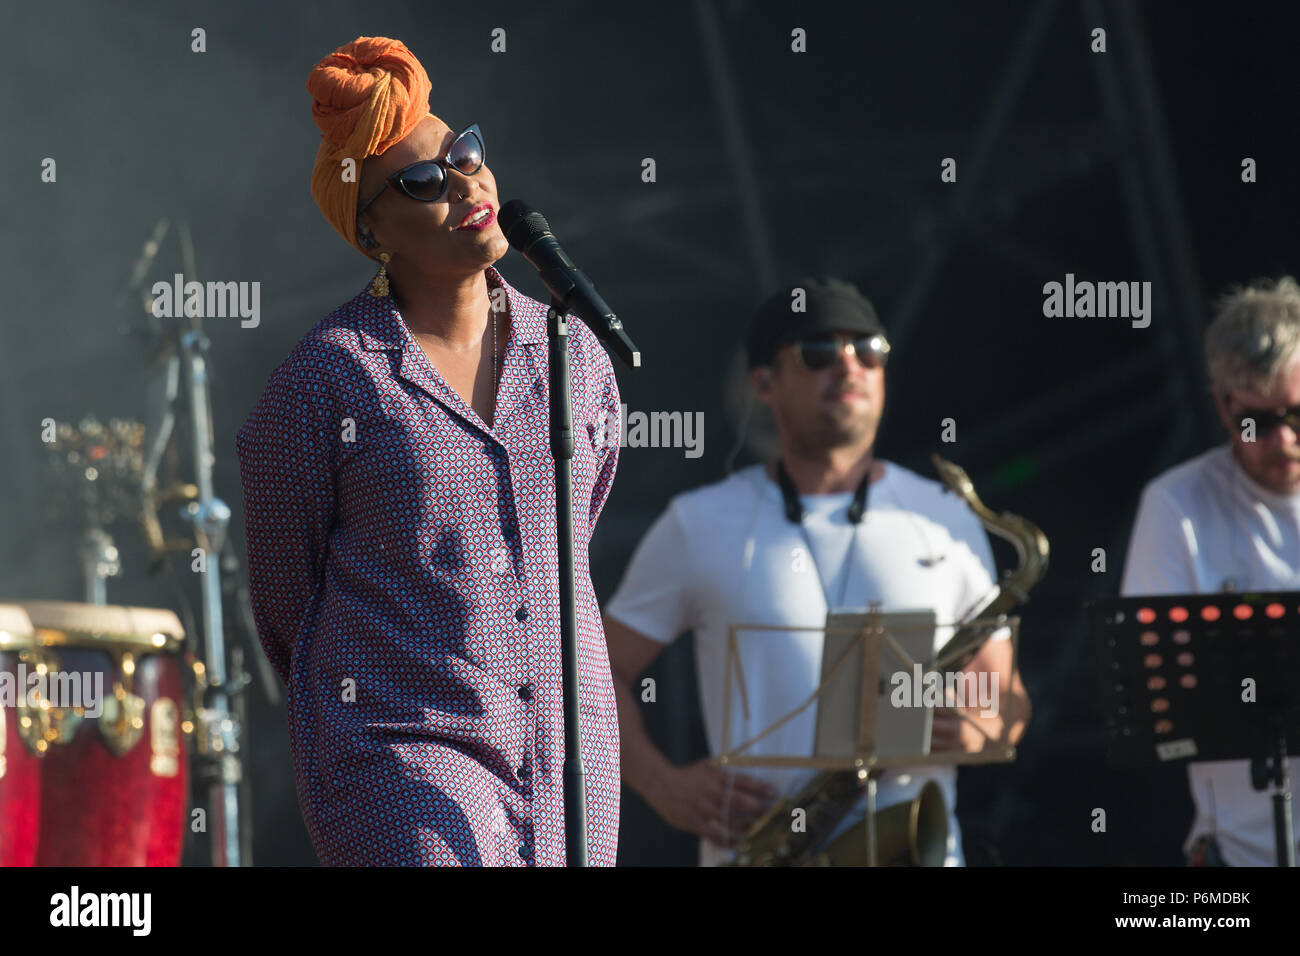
[235,265,622,866]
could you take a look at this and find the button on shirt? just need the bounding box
[235,266,621,866]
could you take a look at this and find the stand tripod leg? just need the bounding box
[865,773,877,867]
[1272,730,1294,867]
[1263,729,1295,867]
[1273,791,1294,868]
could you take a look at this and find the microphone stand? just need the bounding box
[548,301,586,866]
[499,200,639,865]
[547,299,638,866]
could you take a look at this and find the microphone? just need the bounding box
[497,200,640,369]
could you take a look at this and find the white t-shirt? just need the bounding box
[605,461,1007,867]
[1121,442,1300,867]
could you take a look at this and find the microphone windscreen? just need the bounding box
[498,199,551,250]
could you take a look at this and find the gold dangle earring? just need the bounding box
[369,252,392,298]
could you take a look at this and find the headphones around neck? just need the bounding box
[773,459,947,567]
[774,459,870,525]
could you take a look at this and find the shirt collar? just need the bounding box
[1223,443,1300,512]
[355,264,547,352]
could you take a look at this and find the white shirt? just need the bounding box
[1121,442,1300,866]
[605,461,1007,866]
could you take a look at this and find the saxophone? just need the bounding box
[729,453,1049,866]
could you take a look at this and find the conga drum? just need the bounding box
[0,603,40,867]
[19,601,189,866]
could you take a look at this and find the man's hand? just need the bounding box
[929,639,1030,752]
[930,706,992,752]
[645,759,780,847]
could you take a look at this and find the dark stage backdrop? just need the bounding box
[2,0,1297,866]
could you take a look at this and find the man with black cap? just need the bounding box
[603,277,1030,866]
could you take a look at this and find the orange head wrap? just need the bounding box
[307,37,443,256]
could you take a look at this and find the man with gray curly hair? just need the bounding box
[1121,276,1300,866]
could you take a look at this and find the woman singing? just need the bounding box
[236,36,622,866]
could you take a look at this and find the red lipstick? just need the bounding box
[456,202,496,231]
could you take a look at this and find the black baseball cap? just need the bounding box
[746,276,887,368]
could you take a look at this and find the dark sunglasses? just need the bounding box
[1225,396,1300,435]
[795,333,891,371]
[355,123,485,219]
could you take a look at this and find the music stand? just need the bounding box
[1089,591,1300,866]
[719,604,1019,864]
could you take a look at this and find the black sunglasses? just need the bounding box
[795,333,891,371]
[355,123,485,219]
[1225,396,1300,435]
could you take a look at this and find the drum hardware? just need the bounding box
[0,600,193,865]
[180,653,242,774]
[80,528,121,598]
[9,613,184,759]
[191,650,249,793]
[730,454,1049,866]
[16,615,185,761]
[3,222,268,866]
[99,653,148,758]
[41,417,147,606]
[0,625,9,780]
[10,644,93,754]
[187,657,207,722]
[149,697,182,778]
[141,481,202,563]
[9,658,172,761]
[13,648,84,754]
[14,649,56,754]
[0,607,37,865]
[130,219,250,865]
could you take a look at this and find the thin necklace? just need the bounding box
[398,296,500,424]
